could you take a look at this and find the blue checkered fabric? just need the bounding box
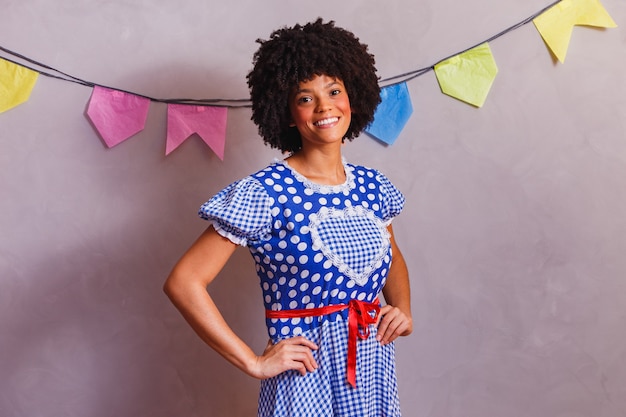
[199,177,272,246]
[199,159,405,416]
[258,319,401,417]
[316,210,385,280]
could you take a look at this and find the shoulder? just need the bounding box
[215,161,286,196]
[250,160,288,178]
[347,162,405,221]
[200,164,280,220]
[346,162,393,185]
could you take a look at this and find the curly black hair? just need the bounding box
[246,18,381,153]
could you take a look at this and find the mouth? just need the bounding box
[313,117,339,127]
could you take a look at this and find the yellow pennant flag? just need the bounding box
[533,0,617,63]
[434,43,498,108]
[0,58,39,113]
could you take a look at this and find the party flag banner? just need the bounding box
[166,104,228,159]
[86,86,151,148]
[365,82,413,145]
[434,43,499,108]
[0,58,39,113]
[0,0,619,152]
[533,0,617,63]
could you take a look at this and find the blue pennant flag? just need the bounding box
[364,82,413,145]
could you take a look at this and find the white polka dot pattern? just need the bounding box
[199,159,404,340]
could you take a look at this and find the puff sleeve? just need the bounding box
[198,176,272,246]
[376,171,405,225]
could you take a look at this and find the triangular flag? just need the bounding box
[0,58,39,113]
[533,0,617,63]
[166,104,227,159]
[364,82,413,145]
[86,86,151,148]
[434,43,498,108]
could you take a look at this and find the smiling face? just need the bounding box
[288,74,352,151]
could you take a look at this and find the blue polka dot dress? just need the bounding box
[199,158,405,417]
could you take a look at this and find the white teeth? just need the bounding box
[314,117,338,126]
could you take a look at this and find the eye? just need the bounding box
[330,89,341,96]
[297,96,312,104]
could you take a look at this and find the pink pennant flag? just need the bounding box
[166,103,227,159]
[86,86,151,148]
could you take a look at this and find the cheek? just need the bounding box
[290,107,310,125]
[339,97,352,114]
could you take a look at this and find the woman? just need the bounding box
[164,19,412,416]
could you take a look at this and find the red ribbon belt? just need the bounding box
[265,298,380,388]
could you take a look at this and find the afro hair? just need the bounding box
[246,18,381,153]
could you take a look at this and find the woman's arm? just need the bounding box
[164,226,319,379]
[377,224,413,345]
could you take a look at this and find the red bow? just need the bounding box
[266,298,380,388]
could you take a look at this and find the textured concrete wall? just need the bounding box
[1,1,625,416]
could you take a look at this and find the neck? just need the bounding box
[286,146,345,185]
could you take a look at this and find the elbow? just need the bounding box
[163,277,186,311]
[162,279,171,297]
[162,274,179,300]
[163,269,197,304]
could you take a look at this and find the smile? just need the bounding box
[314,117,339,127]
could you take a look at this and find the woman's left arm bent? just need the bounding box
[377,224,413,345]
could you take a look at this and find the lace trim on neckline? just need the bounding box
[275,158,356,195]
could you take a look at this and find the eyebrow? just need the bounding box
[294,81,341,95]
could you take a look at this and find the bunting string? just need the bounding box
[0,0,564,100]
[0,0,618,157]
[0,45,251,108]
[379,0,563,87]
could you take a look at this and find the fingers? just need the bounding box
[289,335,319,351]
[281,337,318,375]
[257,336,319,379]
[376,305,413,345]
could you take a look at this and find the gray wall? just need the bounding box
[1,1,625,416]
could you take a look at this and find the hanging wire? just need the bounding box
[0,0,562,104]
[378,0,561,87]
[0,45,252,108]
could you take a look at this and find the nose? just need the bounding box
[315,96,332,113]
